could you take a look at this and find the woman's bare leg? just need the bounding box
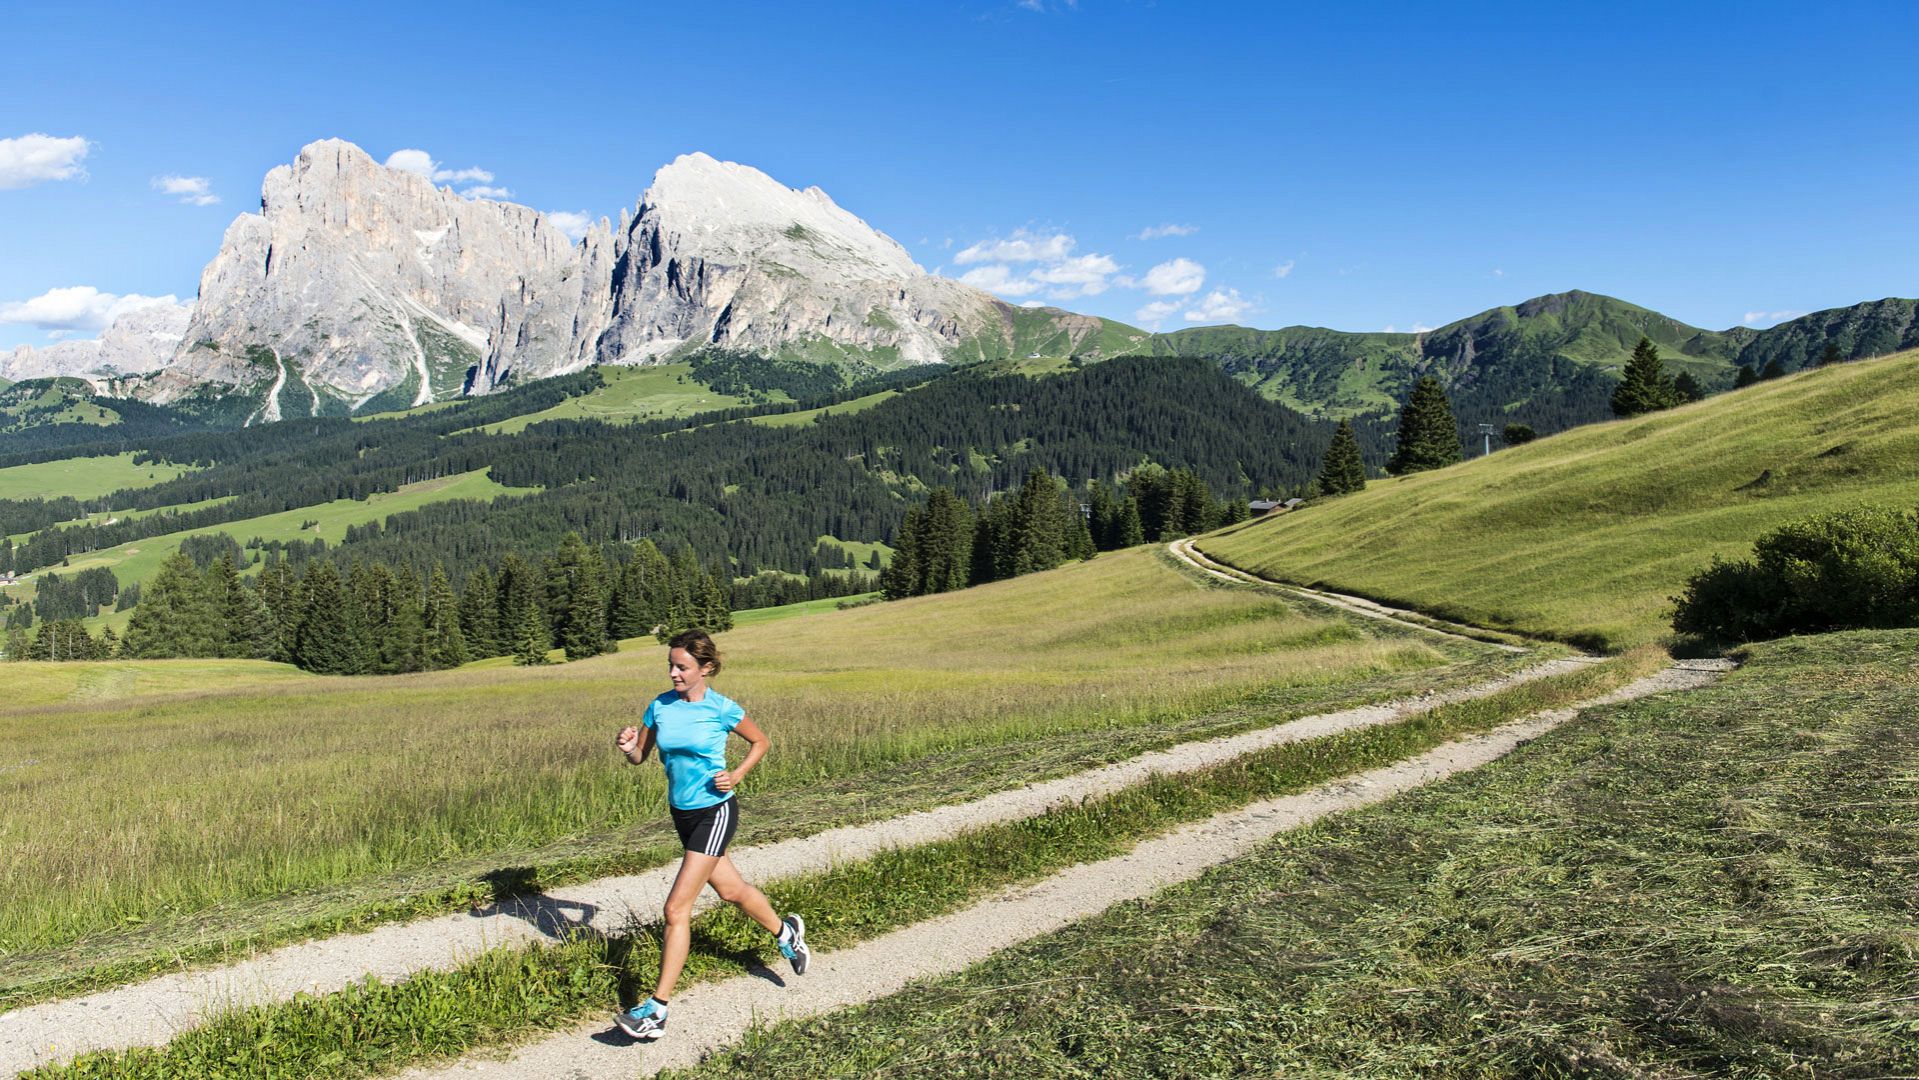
[706,855,782,933]
[654,851,721,1001]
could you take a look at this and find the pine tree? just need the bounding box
[1760,357,1787,381]
[881,505,925,600]
[1009,469,1068,576]
[1610,337,1680,417]
[1672,371,1705,403]
[123,550,220,658]
[458,564,501,657]
[423,564,469,669]
[916,489,974,594]
[1064,489,1096,562]
[1317,419,1367,496]
[293,561,362,674]
[1116,496,1145,548]
[511,603,553,665]
[558,542,612,660]
[1734,364,1759,388]
[256,559,301,662]
[1819,341,1843,367]
[1387,376,1463,475]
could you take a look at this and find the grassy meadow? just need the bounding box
[476,363,763,434]
[12,468,535,634]
[1199,348,1919,649]
[0,452,198,501]
[0,547,1495,1000]
[676,630,1919,1078]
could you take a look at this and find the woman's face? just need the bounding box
[668,647,710,694]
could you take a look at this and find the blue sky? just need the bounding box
[3,0,1916,350]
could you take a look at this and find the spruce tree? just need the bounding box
[918,489,974,593]
[423,564,469,669]
[1317,419,1366,495]
[1610,337,1680,417]
[1116,497,1145,548]
[1734,364,1759,388]
[1672,371,1704,403]
[1387,376,1463,475]
[881,506,924,600]
[1760,357,1787,381]
[1819,341,1842,367]
[458,564,501,657]
[124,550,219,658]
[511,603,553,665]
[293,561,362,674]
[1009,469,1068,576]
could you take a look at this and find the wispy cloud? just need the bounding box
[955,229,1120,302]
[1134,299,1182,330]
[544,210,594,241]
[0,286,186,333]
[1380,322,1435,334]
[0,134,90,190]
[1135,223,1198,240]
[1491,268,1505,278]
[151,174,220,206]
[385,148,512,200]
[1185,288,1254,324]
[1742,309,1803,327]
[1272,260,1295,279]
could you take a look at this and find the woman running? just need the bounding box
[612,628,808,1042]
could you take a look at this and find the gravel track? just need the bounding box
[406,664,1726,1079]
[0,649,1583,1075]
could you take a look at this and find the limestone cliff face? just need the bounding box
[1,300,192,386]
[146,140,1106,414]
[149,139,606,410]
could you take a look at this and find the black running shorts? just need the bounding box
[670,796,739,857]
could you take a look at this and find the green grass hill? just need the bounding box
[1195,347,1919,650]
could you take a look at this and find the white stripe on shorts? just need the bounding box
[705,800,729,856]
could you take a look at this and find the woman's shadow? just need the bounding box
[466,867,788,1046]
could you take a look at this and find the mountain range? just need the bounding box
[4,138,1914,430]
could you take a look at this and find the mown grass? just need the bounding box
[731,592,880,627]
[477,364,762,435]
[681,630,1919,1079]
[0,547,1483,1002]
[0,452,197,501]
[1199,349,1919,650]
[30,641,1649,1080]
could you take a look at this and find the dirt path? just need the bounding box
[407,663,1725,1079]
[0,654,1585,1075]
[1170,537,1531,652]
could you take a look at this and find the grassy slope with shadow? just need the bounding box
[1198,348,1919,650]
[672,629,1918,1079]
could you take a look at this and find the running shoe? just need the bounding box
[614,997,668,1041]
[779,913,810,975]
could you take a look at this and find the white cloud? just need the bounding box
[151,174,220,206]
[1134,257,1205,296]
[1743,309,1803,326]
[385,148,499,186]
[1135,223,1198,240]
[1273,260,1295,279]
[958,264,1044,297]
[459,185,514,201]
[1380,322,1435,334]
[955,229,1076,265]
[1491,268,1505,278]
[954,229,1119,302]
[545,210,594,241]
[1184,288,1254,324]
[1020,299,1047,308]
[1134,299,1182,329]
[0,134,90,190]
[0,286,184,333]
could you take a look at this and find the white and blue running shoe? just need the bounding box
[779,914,810,975]
[614,996,668,1041]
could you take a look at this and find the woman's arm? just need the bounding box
[616,724,656,765]
[713,716,768,792]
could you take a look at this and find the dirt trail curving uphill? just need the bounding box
[407,663,1728,1079]
[1170,537,1532,652]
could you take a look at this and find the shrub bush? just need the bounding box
[1672,505,1919,641]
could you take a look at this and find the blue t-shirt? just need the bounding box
[642,688,745,810]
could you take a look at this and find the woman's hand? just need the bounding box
[616,726,641,756]
[713,769,737,792]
